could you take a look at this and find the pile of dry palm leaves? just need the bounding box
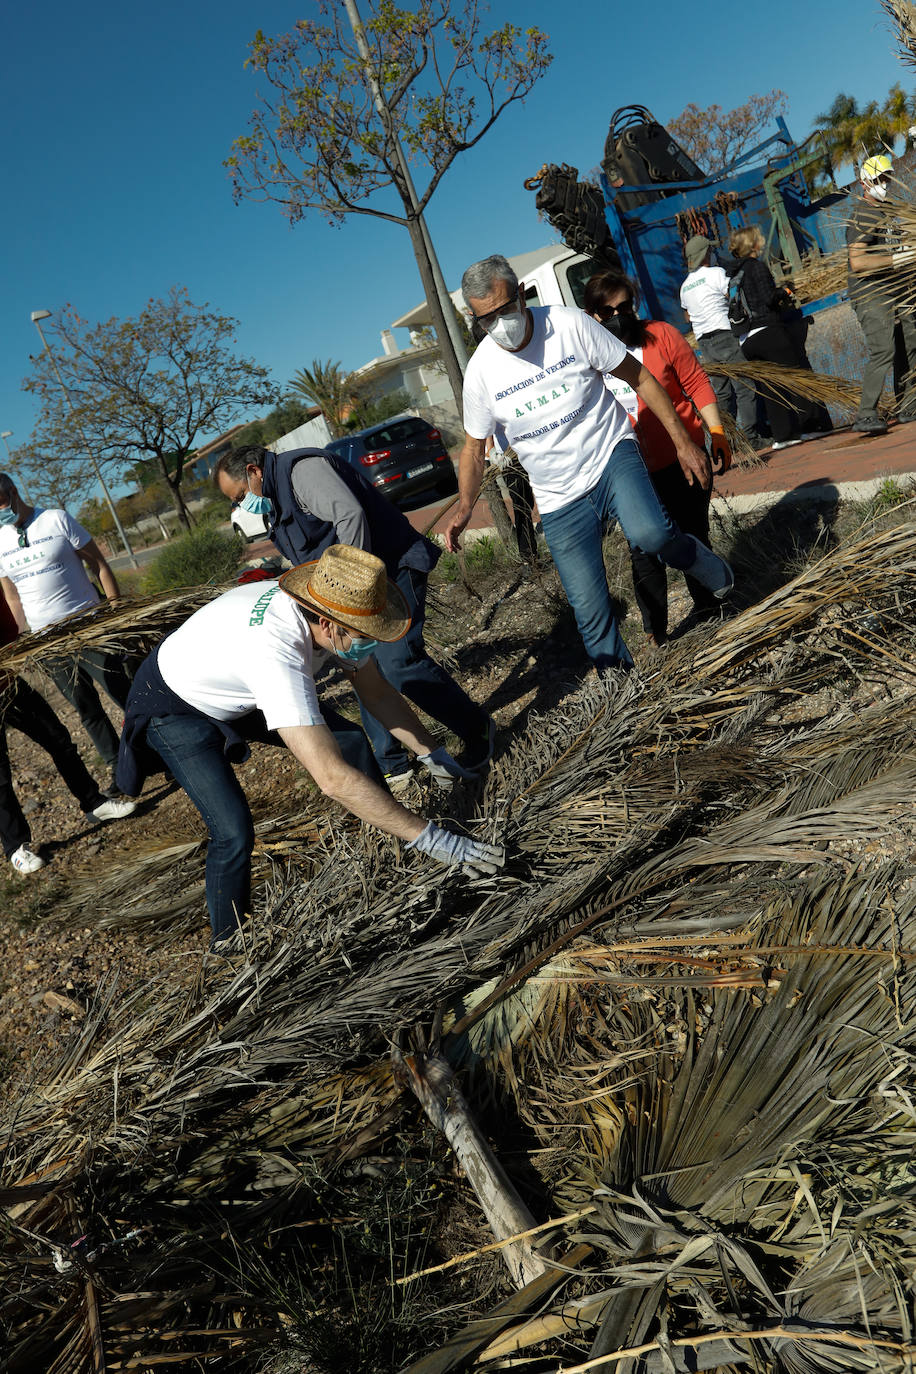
[5,519,916,1371]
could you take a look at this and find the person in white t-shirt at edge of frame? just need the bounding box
[445,254,734,673]
[116,544,505,949]
[679,234,761,451]
[0,473,136,797]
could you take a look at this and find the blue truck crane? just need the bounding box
[530,106,865,389]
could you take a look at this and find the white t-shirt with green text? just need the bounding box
[157,581,327,730]
[462,306,631,515]
[679,266,731,337]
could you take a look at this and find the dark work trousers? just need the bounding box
[47,649,137,771]
[358,566,490,776]
[145,702,384,942]
[782,312,834,433]
[629,461,715,641]
[741,324,823,443]
[697,329,759,438]
[503,460,538,563]
[0,676,105,857]
[852,291,916,419]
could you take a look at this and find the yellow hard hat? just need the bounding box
[862,153,893,181]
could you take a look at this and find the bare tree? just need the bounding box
[225,0,552,411]
[668,91,788,174]
[23,288,277,529]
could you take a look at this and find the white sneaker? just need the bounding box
[770,439,802,451]
[10,845,45,874]
[85,797,137,823]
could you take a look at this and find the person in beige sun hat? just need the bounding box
[117,544,505,947]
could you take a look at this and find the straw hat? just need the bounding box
[279,545,410,642]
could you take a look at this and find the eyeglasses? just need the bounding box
[598,301,633,322]
[18,528,29,549]
[472,294,521,329]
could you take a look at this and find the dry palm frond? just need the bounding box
[704,357,860,417]
[790,247,848,304]
[0,586,222,678]
[7,517,916,1368]
[879,0,916,68]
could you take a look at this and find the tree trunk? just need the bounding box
[154,452,193,530]
[485,474,516,548]
[403,214,514,551]
[404,214,465,413]
[164,478,192,530]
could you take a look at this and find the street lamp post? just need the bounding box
[29,310,138,569]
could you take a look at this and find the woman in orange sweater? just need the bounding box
[584,270,731,646]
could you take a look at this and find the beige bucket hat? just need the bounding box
[279,544,411,642]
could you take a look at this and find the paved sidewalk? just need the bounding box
[405,422,916,541]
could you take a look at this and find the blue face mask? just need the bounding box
[241,490,272,516]
[0,508,17,527]
[335,631,378,666]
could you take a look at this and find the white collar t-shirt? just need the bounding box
[157,581,328,730]
[679,266,731,337]
[0,507,100,631]
[462,306,632,514]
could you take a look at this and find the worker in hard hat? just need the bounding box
[846,152,916,435]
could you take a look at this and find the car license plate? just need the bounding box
[408,463,434,477]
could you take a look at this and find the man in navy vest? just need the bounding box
[215,446,495,784]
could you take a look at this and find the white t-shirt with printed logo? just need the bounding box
[0,508,100,631]
[157,581,328,730]
[679,266,731,338]
[603,346,643,420]
[462,306,632,514]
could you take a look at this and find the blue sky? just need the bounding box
[1,0,909,484]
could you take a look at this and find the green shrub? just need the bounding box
[143,525,240,593]
[434,534,513,584]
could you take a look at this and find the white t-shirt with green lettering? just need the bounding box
[462,306,631,515]
[157,581,327,729]
[679,266,731,337]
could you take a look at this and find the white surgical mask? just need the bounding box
[867,180,888,202]
[486,308,528,350]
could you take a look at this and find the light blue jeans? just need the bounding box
[539,437,698,669]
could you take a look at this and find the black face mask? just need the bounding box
[602,309,640,347]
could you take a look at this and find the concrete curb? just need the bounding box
[435,472,916,548]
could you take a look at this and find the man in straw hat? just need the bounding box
[214,444,495,790]
[847,152,916,435]
[679,235,760,449]
[117,545,505,946]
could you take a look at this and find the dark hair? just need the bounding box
[583,270,654,348]
[213,445,268,486]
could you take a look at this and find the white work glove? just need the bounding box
[893,246,916,269]
[417,747,478,791]
[407,821,506,877]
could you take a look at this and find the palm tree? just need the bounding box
[817,84,916,174]
[288,358,355,438]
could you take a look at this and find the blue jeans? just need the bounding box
[359,566,490,775]
[538,437,698,668]
[147,705,383,942]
